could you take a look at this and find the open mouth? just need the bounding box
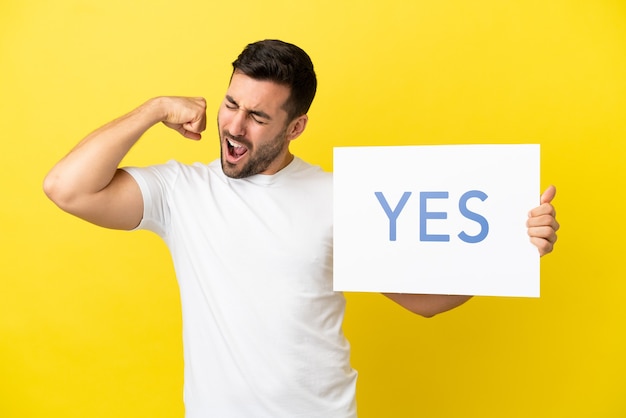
[226,138,249,162]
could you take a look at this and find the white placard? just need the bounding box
[333,144,540,297]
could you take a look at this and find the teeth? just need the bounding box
[228,139,244,148]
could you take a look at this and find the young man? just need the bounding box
[44,40,559,417]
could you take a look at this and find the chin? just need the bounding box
[220,159,244,179]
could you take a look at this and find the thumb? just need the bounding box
[162,121,202,140]
[540,185,557,204]
[183,119,205,135]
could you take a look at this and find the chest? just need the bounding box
[166,177,334,293]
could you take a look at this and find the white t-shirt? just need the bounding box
[124,157,357,418]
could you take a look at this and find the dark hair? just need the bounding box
[232,39,317,121]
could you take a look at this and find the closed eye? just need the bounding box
[225,95,238,109]
[250,112,269,125]
[224,95,271,124]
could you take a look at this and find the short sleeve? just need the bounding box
[121,161,182,237]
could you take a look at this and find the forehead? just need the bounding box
[226,71,291,117]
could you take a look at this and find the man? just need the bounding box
[44,40,559,417]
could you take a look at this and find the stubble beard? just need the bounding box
[219,127,289,179]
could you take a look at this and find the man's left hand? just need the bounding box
[527,185,560,256]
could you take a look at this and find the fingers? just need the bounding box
[180,126,203,141]
[527,223,558,242]
[182,129,203,141]
[181,97,207,134]
[527,185,559,256]
[528,200,556,219]
[527,211,559,242]
[540,185,556,204]
[527,222,558,257]
[161,96,207,140]
[183,114,207,137]
[162,122,202,140]
[530,236,555,257]
[526,213,560,231]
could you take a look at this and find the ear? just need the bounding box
[286,114,308,141]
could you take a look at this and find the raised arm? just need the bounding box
[384,186,560,318]
[43,96,207,230]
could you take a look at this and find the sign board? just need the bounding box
[333,144,540,297]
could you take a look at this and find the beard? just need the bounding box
[219,126,289,179]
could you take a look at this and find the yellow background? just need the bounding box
[2,0,625,417]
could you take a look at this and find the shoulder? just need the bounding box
[279,158,333,208]
[124,159,220,183]
[289,157,332,185]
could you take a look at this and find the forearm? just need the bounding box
[44,98,163,204]
[383,293,472,318]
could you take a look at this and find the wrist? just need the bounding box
[141,97,170,125]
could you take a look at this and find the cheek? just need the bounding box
[252,127,280,145]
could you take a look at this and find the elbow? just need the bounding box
[43,172,59,203]
[410,308,441,319]
[391,297,446,318]
[415,296,474,318]
[383,293,473,318]
[43,171,76,211]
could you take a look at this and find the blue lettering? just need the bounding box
[420,192,450,242]
[374,191,412,241]
[457,190,489,243]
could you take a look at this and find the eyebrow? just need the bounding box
[225,95,272,121]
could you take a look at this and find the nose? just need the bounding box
[227,110,247,137]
